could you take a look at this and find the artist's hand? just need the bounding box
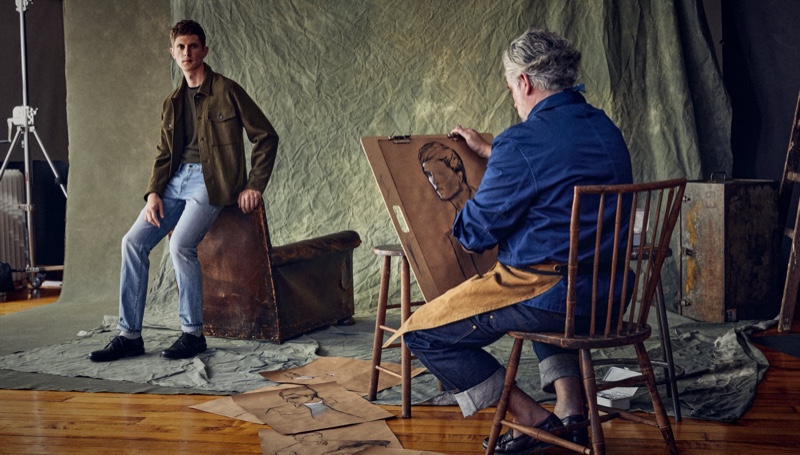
[144,193,164,228]
[450,125,492,159]
[238,188,262,214]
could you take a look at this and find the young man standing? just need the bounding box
[90,20,279,362]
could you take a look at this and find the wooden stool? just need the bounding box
[368,244,424,418]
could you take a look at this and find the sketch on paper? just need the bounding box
[231,382,393,434]
[266,386,360,421]
[258,420,403,455]
[418,141,486,281]
[274,431,389,455]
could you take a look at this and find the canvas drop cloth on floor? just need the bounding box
[0,295,772,422]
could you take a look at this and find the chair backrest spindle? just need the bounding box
[564,179,687,340]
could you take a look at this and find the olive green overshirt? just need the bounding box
[145,64,279,206]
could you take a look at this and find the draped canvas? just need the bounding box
[57,0,727,317]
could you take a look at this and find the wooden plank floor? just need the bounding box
[1,289,799,454]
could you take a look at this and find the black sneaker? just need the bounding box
[88,335,145,362]
[160,332,207,359]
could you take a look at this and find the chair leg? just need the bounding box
[654,278,681,421]
[485,338,524,455]
[580,348,605,455]
[400,256,412,418]
[368,256,392,402]
[634,342,679,455]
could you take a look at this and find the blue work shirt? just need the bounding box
[452,89,633,315]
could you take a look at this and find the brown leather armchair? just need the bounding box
[197,204,361,343]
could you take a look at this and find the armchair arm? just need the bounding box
[270,230,361,267]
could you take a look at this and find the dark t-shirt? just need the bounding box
[181,86,201,164]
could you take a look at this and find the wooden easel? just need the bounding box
[777,91,800,332]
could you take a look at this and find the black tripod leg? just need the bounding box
[31,128,67,198]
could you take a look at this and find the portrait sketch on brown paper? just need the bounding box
[258,421,402,455]
[362,134,498,301]
[231,382,393,435]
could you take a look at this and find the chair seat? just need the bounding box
[509,324,652,350]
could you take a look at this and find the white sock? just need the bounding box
[119,331,141,340]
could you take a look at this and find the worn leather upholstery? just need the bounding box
[197,204,360,342]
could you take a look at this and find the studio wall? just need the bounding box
[60,0,171,309]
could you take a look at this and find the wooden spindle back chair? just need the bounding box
[485,178,686,455]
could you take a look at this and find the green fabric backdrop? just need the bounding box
[59,0,729,320]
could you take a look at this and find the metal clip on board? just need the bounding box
[388,135,411,144]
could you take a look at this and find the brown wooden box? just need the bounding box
[678,178,781,322]
[197,204,361,343]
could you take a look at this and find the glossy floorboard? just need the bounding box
[1,289,799,454]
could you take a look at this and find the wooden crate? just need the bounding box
[678,178,781,322]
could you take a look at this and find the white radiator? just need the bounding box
[0,170,26,281]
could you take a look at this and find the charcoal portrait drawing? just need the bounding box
[418,141,483,280]
[265,385,360,422]
[274,431,390,455]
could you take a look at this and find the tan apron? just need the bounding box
[384,262,563,347]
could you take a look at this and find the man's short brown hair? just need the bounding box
[170,20,206,47]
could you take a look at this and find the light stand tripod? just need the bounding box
[0,0,68,290]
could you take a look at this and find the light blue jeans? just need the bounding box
[118,163,222,334]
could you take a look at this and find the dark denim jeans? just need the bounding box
[405,303,589,416]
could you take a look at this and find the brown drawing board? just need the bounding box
[361,134,497,300]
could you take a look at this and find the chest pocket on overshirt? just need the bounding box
[207,109,238,146]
